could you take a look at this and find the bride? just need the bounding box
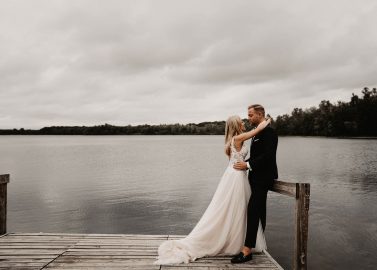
[153,115,270,265]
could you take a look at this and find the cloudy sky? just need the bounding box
[0,0,376,129]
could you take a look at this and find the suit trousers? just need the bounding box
[244,183,268,248]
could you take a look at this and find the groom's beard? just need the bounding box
[254,118,265,126]
[251,120,263,127]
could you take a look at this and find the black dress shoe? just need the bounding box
[230,251,253,263]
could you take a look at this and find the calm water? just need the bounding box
[0,135,376,269]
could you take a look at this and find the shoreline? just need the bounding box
[0,134,376,139]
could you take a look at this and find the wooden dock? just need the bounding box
[0,232,283,269]
[1,174,310,270]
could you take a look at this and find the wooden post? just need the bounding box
[0,174,10,235]
[294,183,310,270]
[271,180,311,269]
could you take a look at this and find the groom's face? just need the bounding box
[248,108,263,125]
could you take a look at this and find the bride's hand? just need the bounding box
[256,117,271,130]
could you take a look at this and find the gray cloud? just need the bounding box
[0,0,376,128]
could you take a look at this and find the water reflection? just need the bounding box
[0,135,376,269]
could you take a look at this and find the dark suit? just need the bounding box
[244,125,278,248]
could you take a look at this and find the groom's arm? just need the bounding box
[248,129,278,171]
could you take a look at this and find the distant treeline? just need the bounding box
[274,87,377,136]
[1,87,376,137]
[0,122,227,135]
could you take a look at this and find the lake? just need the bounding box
[0,135,376,269]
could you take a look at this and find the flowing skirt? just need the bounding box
[154,165,267,265]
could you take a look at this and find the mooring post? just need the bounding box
[0,174,10,235]
[294,183,310,270]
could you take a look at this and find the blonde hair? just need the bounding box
[224,115,243,157]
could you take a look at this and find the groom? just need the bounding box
[231,104,278,263]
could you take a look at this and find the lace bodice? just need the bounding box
[229,137,249,164]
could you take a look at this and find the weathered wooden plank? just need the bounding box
[0,257,53,262]
[6,235,83,238]
[161,266,278,270]
[270,180,297,198]
[44,257,161,269]
[0,241,76,247]
[73,243,163,247]
[82,236,166,239]
[163,262,277,268]
[64,251,157,256]
[76,240,165,243]
[3,237,71,242]
[0,262,48,267]
[46,260,159,266]
[1,236,82,240]
[44,267,160,270]
[9,233,168,238]
[161,264,276,270]
[0,267,40,270]
[67,247,158,251]
[0,240,163,245]
[178,254,267,260]
[44,268,276,270]
[51,255,158,259]
[158,262,276,267]
[0,244,162,249]
[71,243,159,247]
[71,245,160,249]
[0,255,55,259]
[6,235,86,239]
[0,245,73,249]
[0,249,65,255]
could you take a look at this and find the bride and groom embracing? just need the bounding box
[154,104,278,265]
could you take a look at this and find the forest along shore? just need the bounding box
[0,87,376,137]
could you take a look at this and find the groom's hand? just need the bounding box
[233,161,248,170]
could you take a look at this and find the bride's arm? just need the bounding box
[233,118,271,144]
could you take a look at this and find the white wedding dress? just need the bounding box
[154,138,267,265]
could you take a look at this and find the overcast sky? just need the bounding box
[0,0,376,129]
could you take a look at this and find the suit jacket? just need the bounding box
[247,125,278,188]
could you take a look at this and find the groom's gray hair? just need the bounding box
[248,104,265,116]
